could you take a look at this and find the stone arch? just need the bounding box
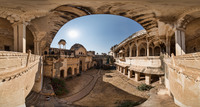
[139,48,146,56]
[67,67,72,76]
[177,8,200,28]
[132,44,137,57]
[138,41,147,56]
[26,27,34,53]
[46,4,158,50]
[185,18,200,53]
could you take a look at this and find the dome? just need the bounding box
[70,43,86,51]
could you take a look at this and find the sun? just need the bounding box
[68,30,79,39]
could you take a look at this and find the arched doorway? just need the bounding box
[60,70,65,78]
[74,68,77,75]
[0,18,14,51]
[67,67,72,76]
[26,28,34,53]
[140,48,146,56]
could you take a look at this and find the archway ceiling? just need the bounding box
[0,0,200,49]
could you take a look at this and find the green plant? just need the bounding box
[137,84,153,91]
[117,100,140,107]
[51,78,68,95]
[76,73,81,76]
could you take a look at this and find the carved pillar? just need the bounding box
[34,40,40,55]
[128,70,133,78]
[123,67,128,75]
[152,47,155,56]
[145,74,151,85]
[121,67,123,73]
[166,36,171,55]
[175,28,185,55]
[135,72,140,81]
[136,42,139,57]
[129,46,132,57]
[147,42,150,56]
[12,22,28,53]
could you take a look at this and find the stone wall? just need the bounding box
[164,53,200,107]
[0,51,42,107]
[43,56,80,78]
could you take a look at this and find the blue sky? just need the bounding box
[51,14,144,54]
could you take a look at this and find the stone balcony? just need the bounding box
[0,51,43,107]
[164,52,200,107]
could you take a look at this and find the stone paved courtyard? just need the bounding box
[26,68,178,107]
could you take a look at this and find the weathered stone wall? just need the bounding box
[75,47,87,56]
[43,56,80,78]
[164,53,200,107]
[0,51,42,107]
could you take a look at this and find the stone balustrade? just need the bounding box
[116,56,161,68]
[164,53,200,107]
[0,51,42,107]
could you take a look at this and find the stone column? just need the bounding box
[159,76,163,84]
[152,47,155,56]
[34,40,40,55]
[123,67,128,75]
[147,42,150,56]
[114,52,117,58]
[72,67,75,75]
[135,72,140,81]
[128,70,133,78]
[121,67,123,73]
[175,28,185,55]
[166,36,171,55]
[129,47,132,57]
[145,74,151,85]
[12,22,28,53]
[136,44,139,57]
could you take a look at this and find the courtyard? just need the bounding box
[42,68,177,107]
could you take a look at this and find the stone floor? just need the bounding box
[25,69,179,107]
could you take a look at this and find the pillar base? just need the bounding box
[123,68,128,75]
[145,74,151,85]
[128,70,133,78]
[135,72,140,82]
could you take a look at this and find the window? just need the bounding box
[4,45,10,51]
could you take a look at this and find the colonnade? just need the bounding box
[116,64,163,85]
[11,21,41,54]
